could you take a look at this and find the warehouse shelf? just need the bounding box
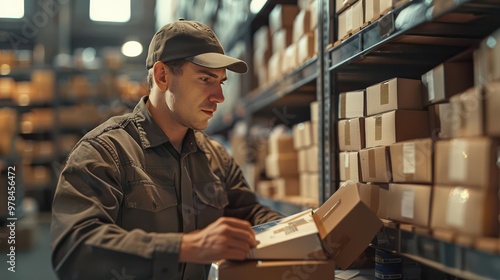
[328,0,500,91]
[257,195,317,216]
[371,222,500,280]
[243,57,318,116]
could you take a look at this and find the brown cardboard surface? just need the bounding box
[253,26,271,54]
[293,121,312,150]
[338,117,365,151]
[387,183,432,227]
[268,51,283,83]
[293,9,312,42]
[308,173,320,201]
[359,146,392,183]
[248,182,381,270]
[358,182,388,219]
[273,177,300,198]
[431,185,499,237]
[434,137,499,190]
[338,90,365,119]
[269,4,300,35]
[339,151,361,182]
[310,101,319,122]
[366,78,423,116]
[449,86,483,138]
[297,32,315,64]
[282,43,297,74]
[474,29,500,86]
[421,62,473,105]
[209,259,335,280]
[312,121,319,145]
[336,0,359,13]
[428,103,453,139]
[307,145,319,173]
[269,134,295,154]
[298,149,308,173]
[389,138,433,184]
[365,0,380,22]
[314,181,382,269]
[338,0,364,39]
[265,153,299,178]
[485,82,500,136]
[365,110,429,149]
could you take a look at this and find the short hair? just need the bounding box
[146,59,188,89]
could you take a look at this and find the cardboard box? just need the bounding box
[365,0,380,23]
[389,138,433,184]
[293,121,313,150]
[310,101,319,122]
[268,51,283,83]
[360,183,389,219]
[297,32,316,65]
[282,43,298,74]
[308,172,320,201]
[253,47,271,77]
[273,177,300,198]
[298,149,309,172]
[0,77,15,100]
[269,4,300,35]
[366,78,423,116]
[253,25,271,53]
[338,90,365,119]
[293,9,312,42]
[449,86,483,138]
[336,0,359,13]
[338,0,364,39]
[431,185,499,237]
[421,62,473,105]
[428,103,453,139]
[310,0,318,28]
[359,146,392,183]
[339,151,361,182]
[388,183,432,227]
[434,137,499,190]
[269,134,295,154]
[272,28,293,54]
[31,69,55,102]
[338,117,365,151]
[312,121,318,145]
[300,173,310,197]
[474,28,500,86]
[248,181,382,269]
[208,259,335,280]
[365,110,430,149]
[307,145,319,173]
[256,180,275,198]
[485,82,500,136]
[265,153,298,178]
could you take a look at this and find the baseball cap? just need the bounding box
[146,19,248,73]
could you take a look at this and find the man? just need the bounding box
[51,19,283,280]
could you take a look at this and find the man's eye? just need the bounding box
[200,77,209,83]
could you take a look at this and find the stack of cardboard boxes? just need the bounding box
[293,101,320,204]
[253,0,317,89]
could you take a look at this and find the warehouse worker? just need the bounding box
[50,19,283,280]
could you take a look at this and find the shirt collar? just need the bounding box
[132,96,198,154]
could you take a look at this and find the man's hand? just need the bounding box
[179,217,258,263]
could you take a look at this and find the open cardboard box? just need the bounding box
[247,182,382,269]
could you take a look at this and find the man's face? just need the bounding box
[165,62,227,130]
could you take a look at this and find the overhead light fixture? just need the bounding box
[0,0,24,18]
[121,40,143,57]
[89,0,131,22]
[250,0,267,14]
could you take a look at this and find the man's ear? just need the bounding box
[153,61,169,91]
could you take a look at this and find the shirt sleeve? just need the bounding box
[51,139,183,280]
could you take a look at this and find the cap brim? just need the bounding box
[186,53,248,74]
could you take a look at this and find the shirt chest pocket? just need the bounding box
[125,181,178,212]
[193,180,229,228]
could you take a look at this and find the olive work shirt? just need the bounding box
[50,96,283,280]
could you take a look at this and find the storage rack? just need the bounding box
[203,0,500,278]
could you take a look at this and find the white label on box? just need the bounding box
[336,270,360,279]
[426,70,435,101]
[401,190,415,219]
[448,139,468,182]
[344,152,350,168]
[446,187,469,228]
[402,143,416,174]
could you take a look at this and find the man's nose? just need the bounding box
[208,85,225,103]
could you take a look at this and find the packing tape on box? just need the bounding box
[369,148,376,178]
[375,115,383,141]
[345,120,351,146]
[340,94,346,118]
[380,81,389,105]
